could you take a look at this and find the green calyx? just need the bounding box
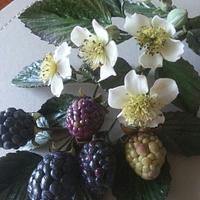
[160,0,173,12]
[167,8,188,29]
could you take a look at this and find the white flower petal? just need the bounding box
[161,38,184,62]
[124,13,151,36]
[150,78,179,106]
[98,64,116,82]
[50,74,64,97]
[71,26,91,47]
[108,86,129,109]
[139,52,163,69]
[146,113,165,128]
[92,19,109,43]
[57,58,72,79]
[53,42,71,62]
[152,15,176,36]
[125,70,148,95]
[105,40,118,67]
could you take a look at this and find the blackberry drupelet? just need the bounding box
[0,107,35,149]
[79,139,115,196]
[28,152,80,200]
[66,97,106,141]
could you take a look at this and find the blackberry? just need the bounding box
[28,152,80,200]
[0,107,35,149]
[79,139,115,196]
[66,97,106,141]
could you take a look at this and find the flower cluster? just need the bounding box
[40,14,183,99]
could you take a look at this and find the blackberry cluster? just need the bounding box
[0,107,35,149]
[66,97,106,141]
[28,152,80,200]
[79,140,115,196]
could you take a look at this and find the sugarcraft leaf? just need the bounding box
[19,0,123,45]
[156,59,200,114]
[0,151,42,200]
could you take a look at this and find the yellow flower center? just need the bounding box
[79,35,106,70]
[136,27,170,55]
[40,54,57,82]
[122,94,157,128]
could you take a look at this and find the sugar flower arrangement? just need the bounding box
[1,0,200,199]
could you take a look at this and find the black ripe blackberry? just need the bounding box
[79,139,115,196]
[0,107,35,149]
[27,152,80,200]
[66,97,106,141]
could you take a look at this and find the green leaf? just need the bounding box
[102,0,124,17]
[50,131,76,153]
[12,60,46,88]
[155,59,200,114]
[186,29,200,56]
[156,112,200,157]
[19,0,123,45]
[20,114,51,151]
[112,142,171,200]
[12,60,77,88]
[187,16,200,30]
[123,1,168,18]
[182,17,200,51]
[39,93,77,127]
[80,58,133,90]
[0,151,42,200]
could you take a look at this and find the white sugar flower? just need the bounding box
[40,42,72,97]
[71,19,118,81]
[124,13,184,69]
[108,70,179,128]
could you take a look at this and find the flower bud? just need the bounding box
[125,133,166,180]
[106,25,120,41]
[167,8,188,29]
[160,0,172,12]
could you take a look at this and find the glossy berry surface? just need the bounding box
[28,152,80,200]
[0,107,35,149]
[79,140,115,195]
[66,97,106,141]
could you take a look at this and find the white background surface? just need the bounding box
[0,0,200,199]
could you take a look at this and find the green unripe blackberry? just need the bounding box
[125,133,166,180]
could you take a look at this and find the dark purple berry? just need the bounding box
[28,152,80,200]
[66,97,106,141]
[0,107,36,149]
[79,139,115,196]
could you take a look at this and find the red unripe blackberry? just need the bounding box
[66,97,106,141]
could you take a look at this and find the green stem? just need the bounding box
[93,84,99,98]
[37,126,68,132]
[175,30,187,41]
[107,118,118,134]
[71,66,82,75]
